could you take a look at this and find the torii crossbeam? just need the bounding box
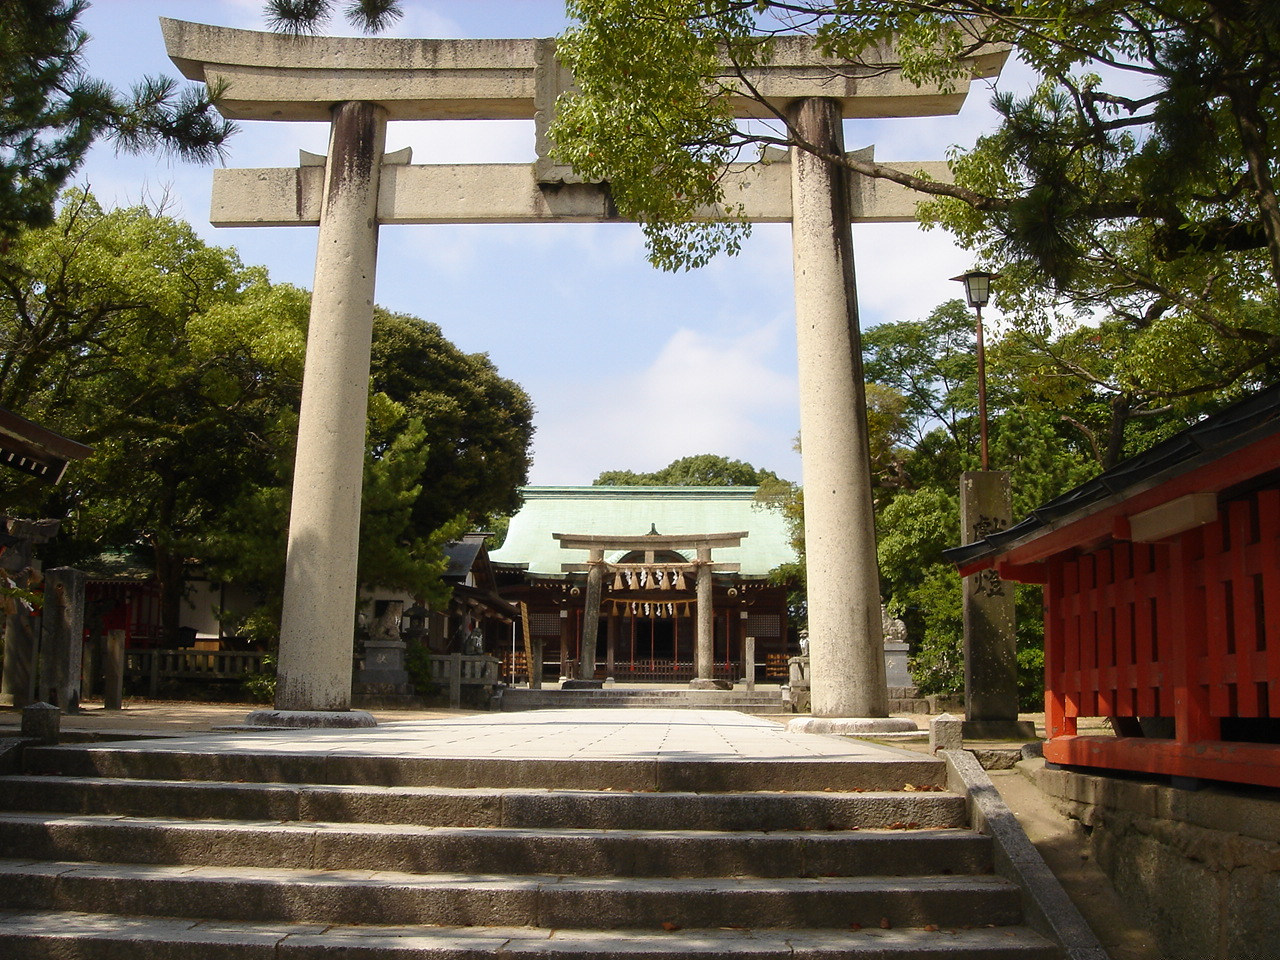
[162,19,1005,720]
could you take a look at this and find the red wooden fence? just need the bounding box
[1043,487,1280,788]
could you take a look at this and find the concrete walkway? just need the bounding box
[9,704,919,760]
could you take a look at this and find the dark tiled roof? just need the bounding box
[944,384,1280,567]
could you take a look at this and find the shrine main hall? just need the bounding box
[491,486,797,684]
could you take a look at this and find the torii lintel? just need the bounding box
[161,20,1007,124]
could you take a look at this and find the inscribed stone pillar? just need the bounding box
[37,567,86,711]
[694,546,714,682]
[960,471,1031,736]
[530,637,543,689]
[0,541,38,709]
[275,101,388,713]
[789,97,888,718]
[579,552,604,680]
[0,520,59,708]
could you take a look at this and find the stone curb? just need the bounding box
[940,749,1109,960]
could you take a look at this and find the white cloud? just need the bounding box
[528,320,800,484]
[853,222,973,327]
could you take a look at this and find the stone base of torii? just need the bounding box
[160,19,1007,727]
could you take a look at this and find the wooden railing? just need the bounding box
[125,648,268,698]
[608,661,743,683]
[1043,487,1280,789]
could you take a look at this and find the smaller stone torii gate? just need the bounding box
[162,19,1005,722]
[555,531,744,686]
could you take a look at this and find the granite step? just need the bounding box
[0,910,1061,959]
[0,860,1025,930]
[19,742,948,792]
[499,688,787,713]
[0,776,969,829]
[0,813,993,877]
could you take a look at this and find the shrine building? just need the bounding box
[491,486,797,684]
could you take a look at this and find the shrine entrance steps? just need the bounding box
[0,710,1061,958]
[500,684,788,713]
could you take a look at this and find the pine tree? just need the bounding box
[0,0,235,238]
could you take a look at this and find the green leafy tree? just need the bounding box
[369,309,534,533]
[593,453,780,487]
[865,302,1106,706]
[0,194,304,638]
[555,2,1280,416]
[555,2,1280,284]
[0,0,234,238]
[0,194,534,641]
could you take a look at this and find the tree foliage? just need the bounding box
[369,309,534,534]
[557,2,1280,280]
[0,193,533,639]
[0,0,234,238]
[557,1,1280,411]
[865,300,1163,706]
[593,453,780,487]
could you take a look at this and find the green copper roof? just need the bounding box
[490,486,797,577]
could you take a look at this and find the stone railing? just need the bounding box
[425,653,501,708]
[125,648,268,697]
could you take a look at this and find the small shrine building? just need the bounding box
[491,486,797,684]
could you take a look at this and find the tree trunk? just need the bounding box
[152,540,186,646]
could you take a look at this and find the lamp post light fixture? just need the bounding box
[951,270,1000,471]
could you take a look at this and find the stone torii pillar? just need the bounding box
[789,98,887,719]
[694,544,715,683]
[161,20,1005,721]
[273,102,387,717]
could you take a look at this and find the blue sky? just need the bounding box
[74,1,1026,485]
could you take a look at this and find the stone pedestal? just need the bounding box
[689,677,733,691]
[884,641,912,689]
[354,638,412,696]
[22,702,60,743]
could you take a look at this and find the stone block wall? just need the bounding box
[1031,761,1280,958]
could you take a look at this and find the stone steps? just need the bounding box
[0,733,1061,959]
[0,860,1025,929]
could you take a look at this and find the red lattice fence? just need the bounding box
[1043,487,1280,788]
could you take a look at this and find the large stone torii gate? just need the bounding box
[162,19,1006,721]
